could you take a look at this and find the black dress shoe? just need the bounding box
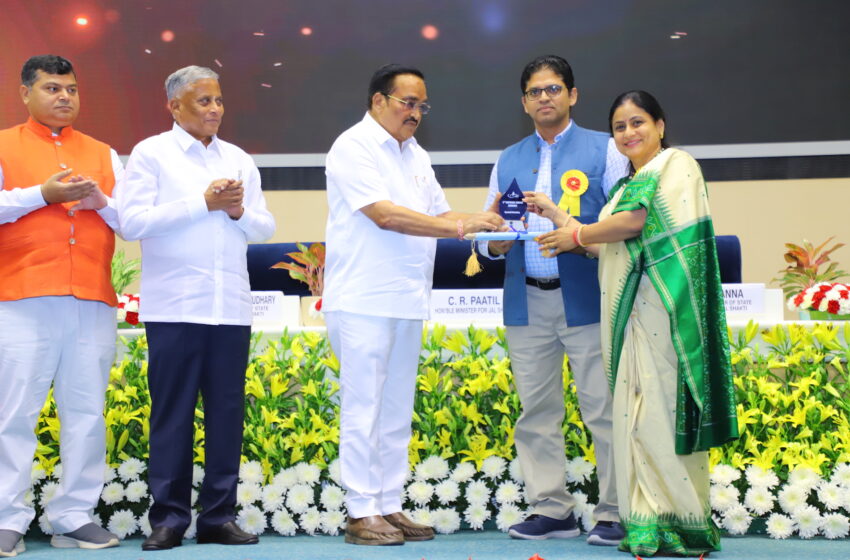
[196,521,258,545]
[142,526,183,551]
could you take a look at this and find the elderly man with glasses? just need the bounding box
[323,63,502,546]
[478,55,629,546]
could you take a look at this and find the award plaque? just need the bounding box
[499,179,527,229]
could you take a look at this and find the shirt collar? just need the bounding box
[362,112,418,151]
[24,116,74,140]
[535,119,573,147]
[171,121,221,154]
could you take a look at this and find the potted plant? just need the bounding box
[774,237,848,320]
[271,242,325,326]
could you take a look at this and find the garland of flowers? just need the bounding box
[28,323,850,540]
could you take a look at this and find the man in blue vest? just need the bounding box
[479,55,628,546]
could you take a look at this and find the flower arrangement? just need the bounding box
[271,242,325,297]
[774,237,846,298]
[28,323,850,541]
[116,294,141,327]
[787,282,850,318]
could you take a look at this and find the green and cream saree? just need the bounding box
[598,148,739,556]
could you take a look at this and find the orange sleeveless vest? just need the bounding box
[0,118,117,306]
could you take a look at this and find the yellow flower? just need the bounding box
[458,433,496,469]
[290,338,305,359]
[760,325,787,348]
[300,379,318,398]
[441,331,467,354]
[418,367,442,393]
[737,404,760,427]
[433,407,452,426]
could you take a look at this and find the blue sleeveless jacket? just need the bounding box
[497,124,609,326]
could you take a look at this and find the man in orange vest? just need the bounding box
[0,55,123,556]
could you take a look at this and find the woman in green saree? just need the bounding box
[526,90,739,557]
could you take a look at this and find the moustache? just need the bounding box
[405,117,419,125]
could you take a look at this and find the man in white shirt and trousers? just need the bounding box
[116,66,275,551]
[323,64,503,546]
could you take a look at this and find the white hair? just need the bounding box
[165,66,219,100]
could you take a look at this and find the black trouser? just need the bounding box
[145,322,251,534]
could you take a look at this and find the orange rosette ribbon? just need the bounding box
[558,169,589,216]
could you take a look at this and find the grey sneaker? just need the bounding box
[0,530,25,558]
[586,520,625,546]
[50,523,119,549]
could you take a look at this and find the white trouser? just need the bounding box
[0,296,115,534]
[325,311,422,518]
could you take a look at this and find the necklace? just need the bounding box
[629,147,665,179]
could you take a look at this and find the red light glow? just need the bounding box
[75,16,89,26]
[300,27,313,36]
[421,24,439,40]
[161,30,175,42]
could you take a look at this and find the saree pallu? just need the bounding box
[598,148,739,556]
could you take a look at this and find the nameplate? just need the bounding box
[430,289,503,326]
[722,283,765,315]
[251,291,300,329]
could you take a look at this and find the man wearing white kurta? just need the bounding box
[116,66,275,551]
[323,64,502,546]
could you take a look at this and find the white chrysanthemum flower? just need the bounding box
[38,513,54,535]
[788,466,822,492]
[327,459,342,486]
[239,461,265,485]
[831,463,850,488]
[434,480,460,505]
[273,467,299,491]
[431,507,461,534]
[793,504,821,539]
[295,463,321,486]
[817,481,844,510]
[286,483,315,514]
[821,513,850,539]
[415,456,451,481]
[465,479,491,506]
[31,463,46,484]
[580,508,595,533]
[184,513,198,540]
[299,507,322,535]
[406,481,435,506]
[463,503,490,530]
[508,458,524,484]
[139,511,152,537]
[117,458,146,482]
[321,509,346,536]
[495,503,524,531]
[107,509,138,539]
[23,489,34,508]
[191,489,198,506]
[236,505,267,535]
[101,465,116,484]
[320,484,345,510]
[777,484,808,514]
[272,508,298,536]
[766,513,796,539]
[192,464,204,486]
[565,457,595,484]
[721,503,752,535]
[709,484,740,513]
[409,508,433,527]
[745,465,779,489]
[481,456,506,480]
[125,480,148,502]
[101,482,124,505]
[710,464,742,486]
[262,485,285,512]
[744,487,775,516]
[572,491,589,508]
[236,483,262,507]
[52,464,63,480]
[451,462,477,483]
[495,481,523,505]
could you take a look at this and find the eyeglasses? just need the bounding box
[524,84,564,100]
[385,94,431,115]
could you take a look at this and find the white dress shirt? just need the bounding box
[116,123,275,326]
[323,113,451,320]
[480,121,628,278]
[0,148,123,231]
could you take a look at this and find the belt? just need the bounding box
[525,277,561,290]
